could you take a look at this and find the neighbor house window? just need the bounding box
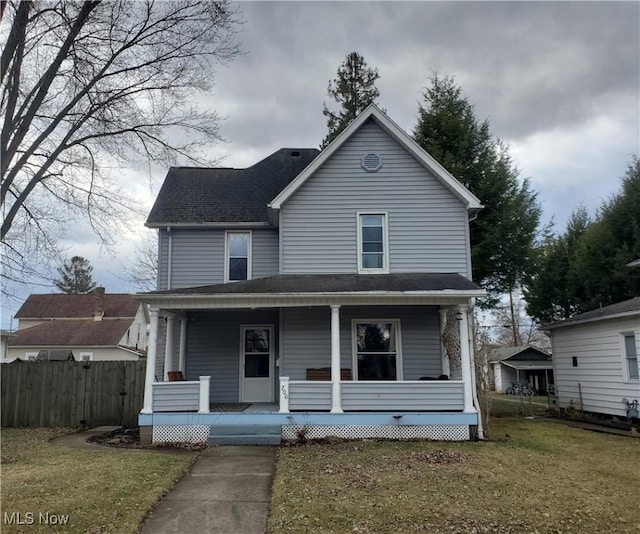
[624,334,638,380]
[357,213,388,273]
[352,320,401,380]
[79,352,93,362]
[25,352,38,361]
[225,231,252,282]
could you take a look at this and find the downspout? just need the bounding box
[468,298,485,440]
[166,226,173,290]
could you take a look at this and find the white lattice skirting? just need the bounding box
[282,424,470,441]
[152,425,210,443]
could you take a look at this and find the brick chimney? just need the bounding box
[93,287,105,321]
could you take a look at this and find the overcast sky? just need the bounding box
[2,1,639,328]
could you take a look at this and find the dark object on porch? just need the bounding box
[167,371,185,381]
[306,368,352,381]
[419,375,450,381]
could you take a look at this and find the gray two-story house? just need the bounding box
[137,105,485,444]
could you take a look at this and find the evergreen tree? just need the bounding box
[54,256,97,294]
[413,74,542,305]
[321,52,380,148]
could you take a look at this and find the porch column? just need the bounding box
[330,304,343,413]
[198,376,210,413]
[142,307,159,414]
[439,307,451,377]
[178,316,187,374]
[456,304,475,413]
[164,314,175,380]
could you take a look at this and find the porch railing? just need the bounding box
[279,377,464,413]
[152,376,210,413]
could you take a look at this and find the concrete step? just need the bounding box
[208,434,281,446]
[208,424,282,446]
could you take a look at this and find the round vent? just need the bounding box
[361,153,383,172]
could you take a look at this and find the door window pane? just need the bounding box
[245,329,270,353]
[245,354,269,377]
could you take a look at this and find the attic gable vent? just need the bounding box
[361,153,382,172]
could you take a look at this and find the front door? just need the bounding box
[240,326,274,402]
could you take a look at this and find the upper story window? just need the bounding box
[624,333,638,380]
[357,212,388,273]
[225,231,252,282]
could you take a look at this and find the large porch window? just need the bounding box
[352,320,402,380]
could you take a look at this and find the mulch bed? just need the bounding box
[87,427,207,451]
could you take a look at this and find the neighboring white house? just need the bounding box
[7,288,149,361]
[545,297,640,418]
[488,346,553,395]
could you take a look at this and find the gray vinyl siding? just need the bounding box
[154,317,180,381]
[157,228,279,290]
[551,316,640,417]
[153,382,199,412]
[341,382,464,411]
[185,310,279,402]
[281,305,442,381]
[289,382,332,410]
[280,119,470,277]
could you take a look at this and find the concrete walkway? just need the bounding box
[140,446,277,534]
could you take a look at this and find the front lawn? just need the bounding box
[1,428,197,534]
[269,419,640,533]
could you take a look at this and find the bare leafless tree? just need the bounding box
[125,230,158,292]
[1,0,242,293]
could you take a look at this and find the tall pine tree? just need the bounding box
[413,74,541,305]
[54,256,97,294]
[321,52,380,148]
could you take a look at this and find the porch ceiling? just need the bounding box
[135,273,486,310]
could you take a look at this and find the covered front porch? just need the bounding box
[136,274,485,443]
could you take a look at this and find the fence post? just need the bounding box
[279,376,290,413]
[198,376,210,413]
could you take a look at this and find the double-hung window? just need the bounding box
[352,320,401,380]
[357,212,388,273]
[624,333,638,380]
[225,231,252,282]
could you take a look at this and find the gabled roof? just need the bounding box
[15,293,140,319]
[8,319,134,347]
[269,104,483,212]
[146,148,320,227]
[36,349,75,361]
[489,346,551,363]
[544,297,640,330]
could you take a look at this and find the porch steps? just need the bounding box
[208,424,282,446]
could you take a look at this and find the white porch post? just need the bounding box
[142,307,159,414]
[164,314,175,380]
[279,376,290,413]
[330,304,343,413]
[457,304,475,413]
[439,307,451,377]
[178,316,187,374]
[198,376,210,413]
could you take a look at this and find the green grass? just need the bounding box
[1,428,197,534]
[489,393,550,418]
[269,419,640,534]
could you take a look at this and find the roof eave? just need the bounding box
[145,221,272,229]
[544,309,640,330]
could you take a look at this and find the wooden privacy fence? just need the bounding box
[1,360,146,428]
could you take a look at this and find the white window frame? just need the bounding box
[224,230,252,283]
[25,352,38,361]
[351,319,403,381]
[621,332,639,381]
[356,212,389,274]
[79,352,93,362]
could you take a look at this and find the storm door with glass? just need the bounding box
[240,326,274,402]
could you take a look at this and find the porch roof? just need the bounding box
[136,273,485,309]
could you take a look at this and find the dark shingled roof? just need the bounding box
[36,349,75,361]
[146,148,320,226]
[9,319,133,347]
[145,273,482,296]
[15,293,140,319]
[545,296,640,329]
[488,346,551,363]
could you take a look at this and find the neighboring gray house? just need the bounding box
[546,297,640,419]
[488,346,553,395]
[137,104,486,444]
